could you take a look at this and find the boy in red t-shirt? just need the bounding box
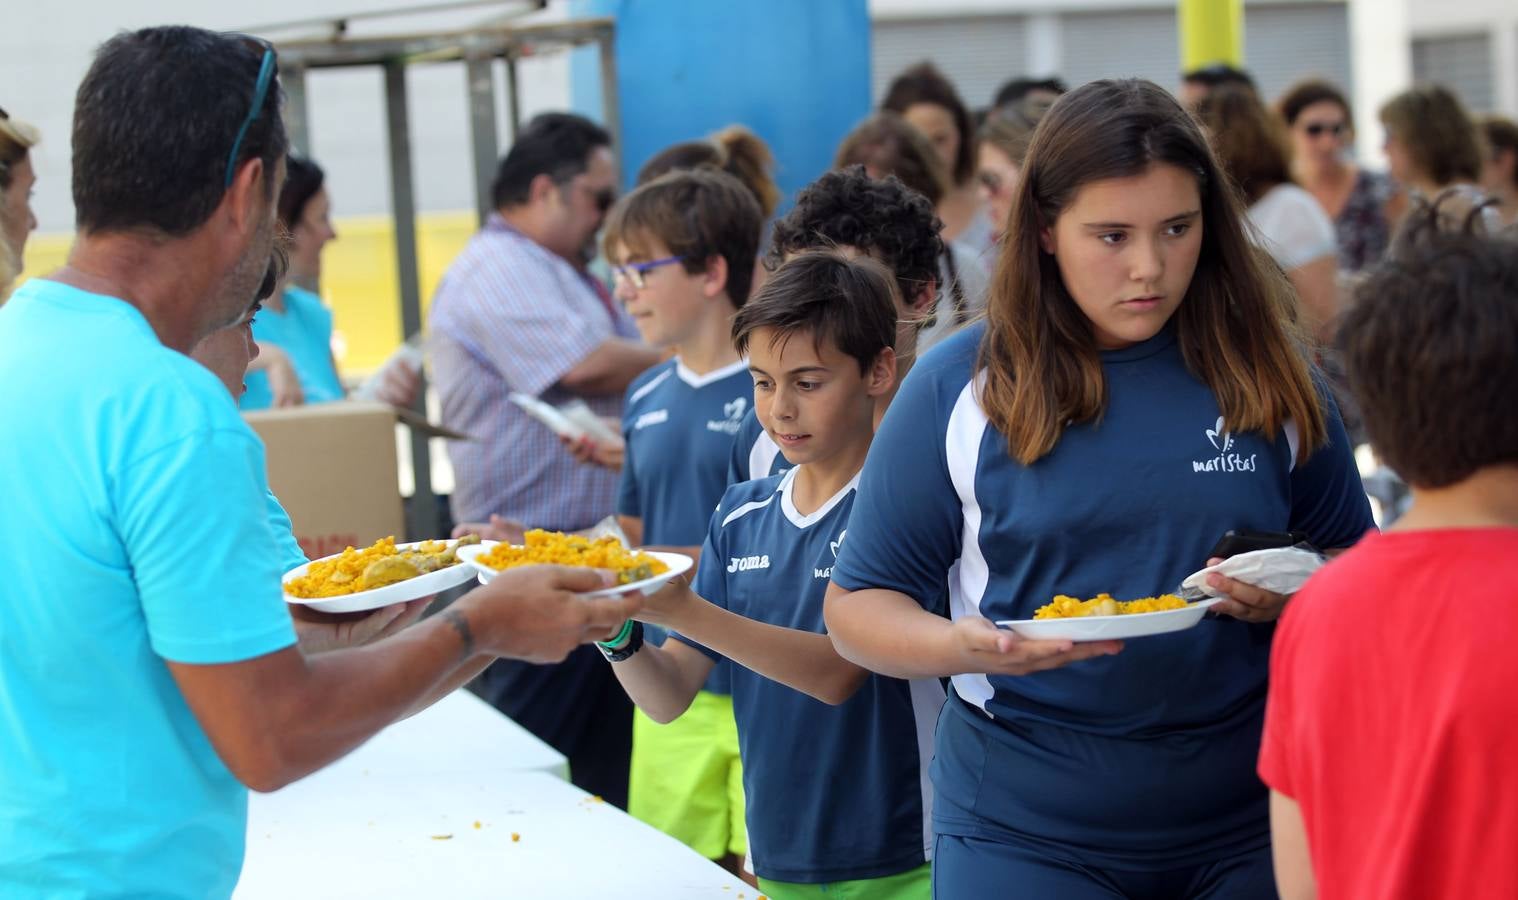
[1259,204,1518,900]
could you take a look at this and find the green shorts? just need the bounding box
[758,863,932,900]
[628,689,746,859]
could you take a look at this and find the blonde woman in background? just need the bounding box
[976,96,1053,263]
[0,107,40,303]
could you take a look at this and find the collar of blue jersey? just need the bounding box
[1100,319,1178,363]
[779,466,862,529]
[675,355,749,388]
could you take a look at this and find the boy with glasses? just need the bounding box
[599,168,764,876]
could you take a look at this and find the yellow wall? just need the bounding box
[18,210,480,375]
[1178,0,1245,70]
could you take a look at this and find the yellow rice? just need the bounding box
[284,536,458,598]
[1033,592,1189,619]
[477,529,669,584]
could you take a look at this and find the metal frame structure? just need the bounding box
[252,4,621,540]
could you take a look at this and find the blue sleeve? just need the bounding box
[829,363,962,615]
[1289,391,1376,550]
[265,490,309,572]
[671,501,729,663]
[116,428,297,664]
[616,383,642,519]
[616,428,640,520]
[726,419,752,485]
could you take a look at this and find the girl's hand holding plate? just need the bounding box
[951,615,1122,676]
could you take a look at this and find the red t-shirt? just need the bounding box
[1260,528,1518,900]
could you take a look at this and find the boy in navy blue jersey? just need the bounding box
[726,166,943,485]
[597,168,762,874]
[600,251,942,900]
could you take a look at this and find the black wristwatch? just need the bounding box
[596,620,644,662]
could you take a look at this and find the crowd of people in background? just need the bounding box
[2,23,1516,900]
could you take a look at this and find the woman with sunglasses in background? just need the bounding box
[1277,79,1402,274]
[240,154,419,410]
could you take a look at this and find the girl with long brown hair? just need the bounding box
[823,79,1373,898]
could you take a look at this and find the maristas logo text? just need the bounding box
[1192,416,1257,473]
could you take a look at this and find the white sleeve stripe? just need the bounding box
[749,431,781,480]
[946,375,995,713]
[628,367,674,406]
[720,492,778,529]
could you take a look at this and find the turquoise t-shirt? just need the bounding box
[240,284,345,410]
[266,490,309,572]
[0,280,299,898]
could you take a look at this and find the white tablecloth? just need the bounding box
[307,690,570,779]
[236,691,752,898]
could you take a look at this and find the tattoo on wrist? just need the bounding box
[443,610,475,659]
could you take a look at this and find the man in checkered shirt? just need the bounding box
[429,112,660,807]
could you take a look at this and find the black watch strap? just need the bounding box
[597,620,644,662]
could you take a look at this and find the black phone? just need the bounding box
[1208,529,1311,559]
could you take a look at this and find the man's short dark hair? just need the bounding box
[72,27,287,236]
[491,112,612,209]
[766,166,942,307]
[733,250,899,375]
[1181,63,1257,93]
[602,169,763,307]
[1338,201,1518,489]
[993,77,1067,110]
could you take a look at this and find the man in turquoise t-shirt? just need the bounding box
[0,28,639,899]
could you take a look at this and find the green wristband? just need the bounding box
[596,619,635,650]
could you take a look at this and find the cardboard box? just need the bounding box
[243,402,465,560]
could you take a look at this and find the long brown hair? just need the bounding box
[1196,84,1293,204]
[979,79,1326,465]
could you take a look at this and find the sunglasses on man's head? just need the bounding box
[223,34,278,189]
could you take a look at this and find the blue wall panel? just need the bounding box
[569,0,872,211]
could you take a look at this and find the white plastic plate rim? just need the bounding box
[458,546,693,597]
[283,539,495,614]
[508,392,583,440]
[995,596,1228,641]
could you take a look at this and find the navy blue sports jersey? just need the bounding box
[618,358,753,546]
[674,470,943,883]
[831,322,1374,870]
[618,357,755,694]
